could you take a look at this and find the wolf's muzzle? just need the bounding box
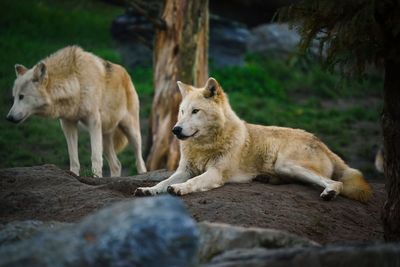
[172,126,183,136]
[172,126,189,140]
[6,115,21,123]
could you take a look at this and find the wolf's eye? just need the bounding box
[19,94,24,100]
[192,109,199,114]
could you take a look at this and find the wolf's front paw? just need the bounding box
[134,187,156,197]
[167,185,183,196]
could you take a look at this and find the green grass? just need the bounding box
[0,0,384,178]
[214,55,382,130]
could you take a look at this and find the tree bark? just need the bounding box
[146,0,209,171]
[382,58,400,242]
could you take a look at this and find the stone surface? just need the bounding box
[111,8,154,68]
[247,23,321,57]
[209,15,251,67]
[77,169,173,185]
[0,165,393,266]
[0,165,137,223]
[202,243,400,267]
[0,195,199,267]
[182,181,384,244]
[0,220,68,246]
[197,222,318,263]
[111,12,251,67]
[0,165,385,244]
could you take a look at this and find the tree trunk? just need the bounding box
[382,58,400,242]
[146,0,209,171]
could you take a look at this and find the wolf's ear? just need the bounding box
[15,64,28,77]
[32,62,47,82]
[177,81,193,97]
[203,77,222,100]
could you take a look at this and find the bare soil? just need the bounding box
[0,165,385,244]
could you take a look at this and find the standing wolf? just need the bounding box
[7,46,147,177]
[135,77,372,202]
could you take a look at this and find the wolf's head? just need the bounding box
[6,62,50,123]
[172,77,227,141]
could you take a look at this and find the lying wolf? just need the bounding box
[7,46,147,177]
[135,78,372,202]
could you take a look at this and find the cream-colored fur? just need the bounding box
[135,77,372,202]
[7,46,147,177]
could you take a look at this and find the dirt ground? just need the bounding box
[0,165,385,244]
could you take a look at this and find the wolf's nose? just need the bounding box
[172,126,182,136]
[6,115,18,123]
[6,115,14,122]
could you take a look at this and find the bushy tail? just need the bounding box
[327,150,373,203]
[339,168,373,203]
[113,128,128,154]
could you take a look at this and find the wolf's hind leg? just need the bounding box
[119,116,147,174]
[167,168,224,196]
[60,119,80,176]
[103,133,121,177]
[274,160,343,200]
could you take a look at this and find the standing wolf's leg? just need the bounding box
[119,116,147,174]
[134,170,191,196]
[87,114,103,177]
[274,160,343,200]
[103,133,121,177]
[167,168,224,196]
[129,127,147,174]
[60,119,80,176]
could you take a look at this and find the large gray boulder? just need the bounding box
[209,15,251,67]
[247,23,321,57]
[0,196,199,267]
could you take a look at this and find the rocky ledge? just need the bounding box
[1,165,385,243]
[0,165,397,266]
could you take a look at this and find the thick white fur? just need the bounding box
[135,78,372,202]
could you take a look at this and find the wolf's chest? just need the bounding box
[186,155,212,175]
[184,147,222,175]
